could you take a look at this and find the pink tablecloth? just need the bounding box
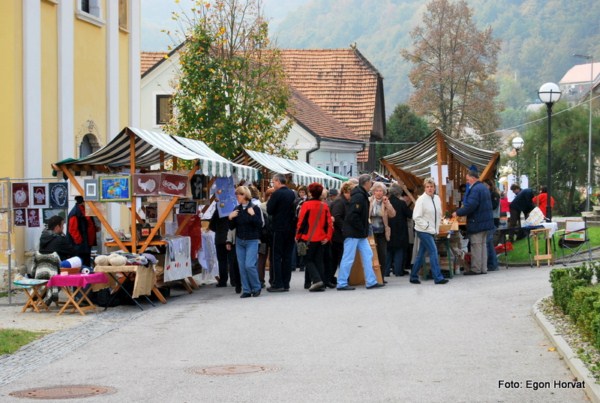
[47,272,109,288]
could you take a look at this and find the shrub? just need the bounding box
[550,268,590,313]
[567,286,600,339]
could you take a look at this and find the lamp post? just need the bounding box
[538,82,562,221]
[573,54,594,211]
[512,136,524,185]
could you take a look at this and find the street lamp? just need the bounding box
[573,54,594,211]
[512,136,524,185]
[538,82,562,221]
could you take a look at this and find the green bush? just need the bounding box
[567,286,600,339]
[550,268,590,313]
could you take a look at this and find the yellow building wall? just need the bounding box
[73,13,108,152]
[0,1,23,179]
[41,1,59,177]
[119,31,130,129]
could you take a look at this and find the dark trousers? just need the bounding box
[373,232,387,281]
[257,242,272,285]
[227,246,241,289]
[305,241,325,284]
[216,243,229,285]
[331,240,344,279]
[271,230,294,289]
[386,246,406,276]
[323,242,336,284]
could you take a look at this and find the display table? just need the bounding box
[47,273,109,316]
[530,228,552,267]
[13,279,49,313]
[94,265,160,309]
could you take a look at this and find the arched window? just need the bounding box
[79,133,100,158]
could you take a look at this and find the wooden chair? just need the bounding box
[556,219,592,266]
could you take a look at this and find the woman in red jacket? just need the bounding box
[296,183,333,292]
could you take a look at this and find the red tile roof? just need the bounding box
[280,48,383,142]
[290,89,363,142]
[141,51,168,76]
[559,62,600,85]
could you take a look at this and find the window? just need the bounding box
[156,95,173,125]
[77,0,104,26]
[79,133,100,158]
[119,0,128,30]
[81,0,101,18]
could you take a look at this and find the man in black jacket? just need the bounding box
[266,173,296,292]
[39,215,76,260]
[336,174,384,290]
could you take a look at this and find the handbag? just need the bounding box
[297,203,324,256]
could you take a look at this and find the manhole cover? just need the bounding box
[189,365,279,376]
[9,385,116,400]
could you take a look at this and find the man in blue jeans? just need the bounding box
[337,174,384,291]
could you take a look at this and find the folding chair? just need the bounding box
[557,219,592,266]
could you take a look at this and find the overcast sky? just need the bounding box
[141,0,309,51]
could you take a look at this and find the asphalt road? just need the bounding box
[0,266,588,402]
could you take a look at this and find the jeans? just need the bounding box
[337,237,378,288]
[411,231,445,282]
[235,238,261,294]
[486,228,498,270]
[271,230,294,289]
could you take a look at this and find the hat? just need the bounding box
[329,189,339,196]
[466,169,479,179]
[75,195,84,204]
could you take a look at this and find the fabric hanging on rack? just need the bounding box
[164,236,192,282]
[199,230,218,278]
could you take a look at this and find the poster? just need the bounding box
[42,208,67,224]
[213,177,237,217]
[164,236,192,282]
[84,179,99,201]
[14,209,26,226]
[99,175,131,202]
[48,182,69,208]
[159,173,188,197]
[12,183,29,208]
[190,174,205,200]
[27,208,40,227]
[133,173,161,196]
[30,184,49,208]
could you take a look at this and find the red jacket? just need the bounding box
[532,193,555,217]
[296,199,333,243]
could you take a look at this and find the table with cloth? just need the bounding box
[12,278,49,313]
[94,265,158,309]
[46,273,109,315]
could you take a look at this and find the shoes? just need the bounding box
[464,271,481,275]
[267,287,286,293]
[216,283,227,288]
[283,288,290,292]
[487,268,499,271]
[235,287,241,294]
[435,279,449,284]
[383,280,388,284]
[366,283,385,289]
[261,282,266,288]
[325,282,337,289]
[410,279,421,284]
[337,286,356,291]
[251,290,261,297]
[304,283,311,290]
[309,281,324,291]
[240,293,251,298]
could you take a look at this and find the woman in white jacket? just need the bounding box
[409,178,449,285]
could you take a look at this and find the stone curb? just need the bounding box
[532,296,600,403]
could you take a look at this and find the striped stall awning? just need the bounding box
[55,127,258,181]
[234,149,342,189]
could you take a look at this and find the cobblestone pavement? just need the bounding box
[0,307,147,387]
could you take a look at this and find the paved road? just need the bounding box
[0,266,588,402]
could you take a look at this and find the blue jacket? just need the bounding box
[455,181,494,234]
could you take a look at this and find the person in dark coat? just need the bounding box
[39,215,76,261]
[508,184,535,240]
[266,173,296,292]
[453,170,494,275]
[329,181,356,285]
[385,184,412,277]
[209,206,240,292]
[336,174,384,290]
[67,196,97,266]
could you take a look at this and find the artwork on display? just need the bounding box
[14,208,26,226]
[27,208,40,228]
[29,183,49,208]
[164,236,192,282]
[190,174,205,200]
[159,173,188,197]
[48,182,69,208]
[99,175,131,202]
[84,179,99,201]
[42,208,67,224]
[133,173,161,196]
[178,200,198,215]
[213,177,237,217]
[145,203,158,223]
[12,183,29,208]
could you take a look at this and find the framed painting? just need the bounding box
[144,203,158,223]
[27,208,40,228]
[48,182,69,209]
[14,208,26,226]
[30,183,49,208]
[99,175,131,202]
[84,179,99,201]
[178,200,198,215]
[159,173,188,197]
[133,173,161,196]
[42,208,67,224]
[190,174,206,200]
[12,182,29,208]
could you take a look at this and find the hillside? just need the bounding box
[272,0,600,121]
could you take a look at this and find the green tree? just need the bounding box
[400,0,501,146]
[520,103,600,214]
[164,0,293,159]
[377,104,430,160]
